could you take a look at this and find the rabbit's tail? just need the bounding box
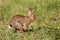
[8,24,12,28]
[8,25,11,28]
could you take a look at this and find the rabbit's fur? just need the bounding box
[9,8,35,32]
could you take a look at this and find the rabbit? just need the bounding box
[8,8,35,32]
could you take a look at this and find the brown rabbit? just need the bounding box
[8,8,35,32]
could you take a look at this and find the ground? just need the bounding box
[0,0,60,40]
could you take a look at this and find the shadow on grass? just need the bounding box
[13,27,41,33]
[22,26,41,33]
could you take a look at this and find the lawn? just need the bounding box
[0,0,60,40]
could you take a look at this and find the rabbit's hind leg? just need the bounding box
[19,27,24,33]
[15,22,24,33]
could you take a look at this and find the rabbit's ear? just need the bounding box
[28,8,33,15]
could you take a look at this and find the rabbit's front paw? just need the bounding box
[23,26,29,31]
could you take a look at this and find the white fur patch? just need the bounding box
[8,25,11,28]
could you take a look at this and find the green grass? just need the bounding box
[0,0,60,40]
